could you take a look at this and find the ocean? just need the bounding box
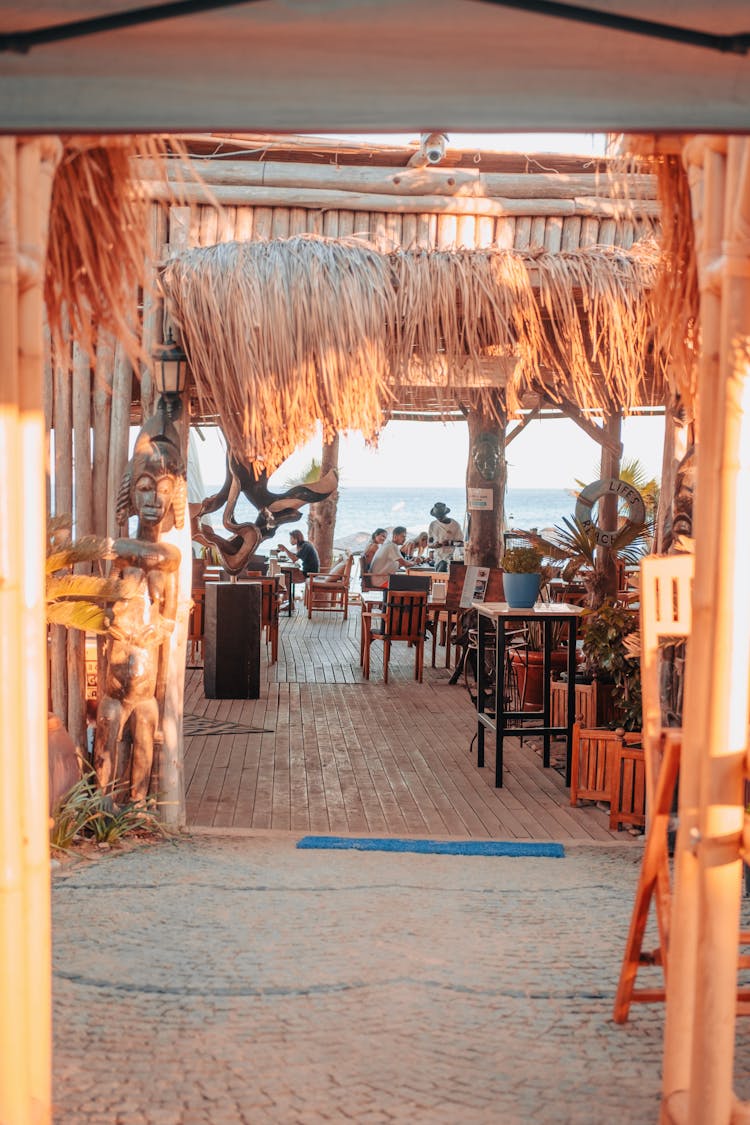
[210,484,578,553]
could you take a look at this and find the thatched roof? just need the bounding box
[160,232,665,469]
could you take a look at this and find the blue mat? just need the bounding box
[296,836,564,858]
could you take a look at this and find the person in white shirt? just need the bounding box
[370,526,408,587]
[428,502,463,572]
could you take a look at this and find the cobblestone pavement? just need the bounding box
[52,832,750,1124]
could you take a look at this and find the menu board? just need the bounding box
[460,566,490,608]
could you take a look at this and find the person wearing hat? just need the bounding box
[428,502,463,572]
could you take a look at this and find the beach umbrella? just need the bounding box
[333,530,371,553]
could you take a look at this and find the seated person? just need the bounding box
[404,531,429,561]
[277,528,320,575]
[361,528,387,572]
[369,526,409,588]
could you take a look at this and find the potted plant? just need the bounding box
[501,545,543,608]
[46,516,124,814]
[579,601,642,732]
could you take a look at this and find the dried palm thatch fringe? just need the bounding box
[45,135,187,373]
[160,236,397,468]
[608,146,699,416]
[161,233,664,465]
[389,242,662,417]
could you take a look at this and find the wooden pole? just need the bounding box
[0,133,34,1125]
[158,205,193,829]
[66,342,93,755]
[687,136,750,1125]
[144,180,659,220]
[661,137,727,1123]
[149,158,656,201]
[18,134,60,1125]
[465,392,507,568]
[307,434,340,569]
[51,320,73,721]
[596,410,622,601]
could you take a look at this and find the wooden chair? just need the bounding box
[305,555,353,619]
[613,554,695,1022]
[246,577,282,664]
[188,586,206,664]
[361,590,428,684]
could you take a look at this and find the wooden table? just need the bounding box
[475,601,584,788]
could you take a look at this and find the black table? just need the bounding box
[475,601,584,788]
[279,565,306,616]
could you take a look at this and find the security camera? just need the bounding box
[421,132,447,165]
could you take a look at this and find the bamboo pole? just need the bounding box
[288,207,308,236]
[686,136,750,1125]
[106,342,132,540]
[198,205,218,247]
[401,212,417,249]
[18,134,59,1125]
[416,213,435,249]
[337,209,355,238]
[543,216,563,252]
[141,204,168,419]
[494,217,516,249]
[144,180,659,219]
[323,210,340,239]
[235,205,254,241]
[51,326,72,724]
[514,216,531,250]
[253,207,273,240]
[150,158,657,201]
[661,138,726,1123]
[0,134,33,1125]
[530,215,546,250]
[67,342,92,756]
[271,207,290,239]
[437,214,457,250]
[158,208,193,829]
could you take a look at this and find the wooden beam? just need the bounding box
[144,181,660,220]
[148,157,657,202]
[506,402,542,445]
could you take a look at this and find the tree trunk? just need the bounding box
[594,409,622,605]
[307,434,339,569]
[464,394,507,568]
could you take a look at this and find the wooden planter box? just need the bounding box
[569,722,645,832]
[551,678,615,730]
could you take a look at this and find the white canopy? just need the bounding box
[0,0,748,133]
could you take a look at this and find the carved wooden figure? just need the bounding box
[93,412,186,804]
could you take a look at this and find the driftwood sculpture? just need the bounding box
[93,409,186,804]
[194,452,337,575]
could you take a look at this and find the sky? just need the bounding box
[191,131,658,494]
[193,414,664,495]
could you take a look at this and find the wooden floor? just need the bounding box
[183,602,630,842]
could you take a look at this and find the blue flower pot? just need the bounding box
[503,572,541,609]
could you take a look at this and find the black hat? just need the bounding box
[430,502,450,518]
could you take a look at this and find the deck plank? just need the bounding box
[182,606,632,842]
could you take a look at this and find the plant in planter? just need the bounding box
[580,601,642,731]
[46,516,125,815]
[501,545,543,608]
[523,515,648,609]
[501,544,569,710]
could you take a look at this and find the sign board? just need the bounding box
[468,488,493,511]
[460,566,490,608]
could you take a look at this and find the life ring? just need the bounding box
[574,478,646,547]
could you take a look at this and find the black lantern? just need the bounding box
[152,327,187,406]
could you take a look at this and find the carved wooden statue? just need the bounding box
[194,452,337,575]
[93,412,186,804]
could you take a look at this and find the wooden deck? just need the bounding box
[183,602,630,842]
